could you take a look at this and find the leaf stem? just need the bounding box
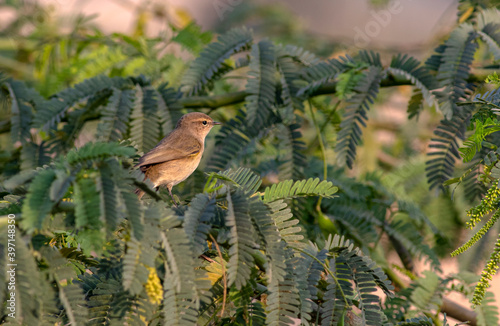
[209,233,227,318]
[308,100,328,210]
[293,246,349,306]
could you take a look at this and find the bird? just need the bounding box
[135,112,220,205]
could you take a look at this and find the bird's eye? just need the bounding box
[202,120,208,125]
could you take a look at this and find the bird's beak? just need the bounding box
[212,121,221,125]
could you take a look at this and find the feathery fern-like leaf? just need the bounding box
[425,44,447,72]
[277,44,319,67]
[478,28,500,61]
[358,50,383,67]
[248,197,288,283]
[266,258,301,326]
[34,75,131,131]
[98,164,119,234]
[96,88,135,142]
[409,270,441,311]
[459,118,500,162]
[0,229,47,324]
[118,180,144,240]
[171,22,213,55]
[293,246,327,325]
[66,141,136,166]
[263,178,338,203]
[320,257,349,326]
[426,104,475,190]
[387,54,437,107]
[161,227,208,324]
[207,167,262,193]
[85,275,121,325]
[245,40,277,127]
[207,111,260,172]
[277,123,307,180]
[3,79,41,144]
[397,317,435,326]
[225,190,258,289]
[157,82,182,136]
[181,27,253,95]
[122,239,149,295]
[74,176,102,229]
[49,169,74,202]
[44,248,89,325]
[475,291,500,325]
[407,89,425,119]
[434,24,478,118]
[276,52,305,114]
[478,10,500,61]
[268,199,304,245]
[347,253,385,326]
[335,66,384,168]
[130,84,162,152]
[20,141,51,171]
[183,193,216,257]
[297,55,354,97]
[21,168,57,231]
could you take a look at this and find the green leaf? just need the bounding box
[98,164,119,234]
[33,75,131,132]
[245,40,276,127]
[335,66,384,168]
[96,88,135,142]
[66,141,136,166]
[207,167,262,193]
[129,84,162,152]
[387,54,437,108]
[434,24,478,118]
[21,169,57,231]
[459,118,500,162]
[171,22,213,55]
[161,227,209,324]
[225,190,258,290]
[263,178,338,203]
[181,27,253,95]
[183,193,216,257]
[74,177,101,229]
[3,79,40,144]
[122,239,148,295]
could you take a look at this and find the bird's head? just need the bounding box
[176,112,221,140]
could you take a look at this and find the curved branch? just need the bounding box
[178,78,415,109]
[180,90,247,109]
[0,75,484,134]
[384,233,478,326]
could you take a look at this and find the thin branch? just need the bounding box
[178,79,413,110]
[180,90,247,109]
[308,100,328,210]
[442,297,477,326]
[209,233,227,319]
[383,254,478,326]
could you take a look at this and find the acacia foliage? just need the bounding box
[0,1,500,325]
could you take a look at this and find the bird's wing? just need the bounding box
[136,134,201,168]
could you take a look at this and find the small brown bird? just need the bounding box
[135,112,220,205]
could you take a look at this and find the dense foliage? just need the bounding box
[1,0,500,325]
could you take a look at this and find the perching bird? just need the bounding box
[135,112,220,205]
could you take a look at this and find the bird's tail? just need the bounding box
[134,188,145,200]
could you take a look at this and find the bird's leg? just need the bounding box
[167,186,178,208]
